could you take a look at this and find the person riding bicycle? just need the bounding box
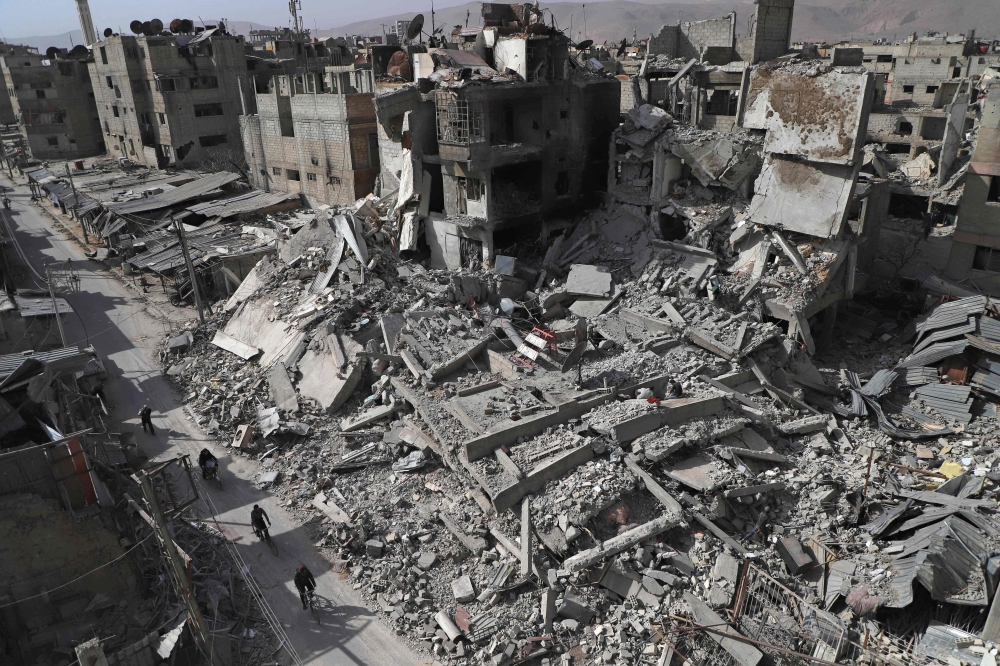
[250,504,271,539]
[198,448,217,479]
[294,564,317,610]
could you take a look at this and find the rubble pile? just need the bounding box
[151,50,1000,666]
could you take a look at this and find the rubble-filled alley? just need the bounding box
[5,1,1000,665]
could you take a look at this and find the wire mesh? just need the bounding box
[435,92,484,145]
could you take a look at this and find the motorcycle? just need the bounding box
[203,459,222,488]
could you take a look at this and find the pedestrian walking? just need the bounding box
[139,404,155,434]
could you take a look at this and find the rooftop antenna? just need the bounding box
[466,9,470,28]
[583,4,586,39]
[430,0,436,42]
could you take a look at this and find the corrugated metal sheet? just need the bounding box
[105,172,240,215]
[896,340,968,368]
[913,384,971,402]
[915,295,986,340]
[0,346,94,381]
[15,295,74,317]
[185,190,297,218]
[966,333,1000,355]
[912,316,976,354]
[894,366,938,387]
[979,315,1000,342]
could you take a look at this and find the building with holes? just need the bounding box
[87,27,249,169]
[0,47,103,160]
[239,50,381,208]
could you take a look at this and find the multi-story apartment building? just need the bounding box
[0,43,36,126]
[0,47,103,160]
[240,66,380,207]
[88,27,249,169]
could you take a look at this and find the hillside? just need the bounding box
[9,0,999,53]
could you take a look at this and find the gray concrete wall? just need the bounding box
[2,52,102,160]
[750,0,795,64]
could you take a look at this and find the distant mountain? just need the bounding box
[8,0,999,54]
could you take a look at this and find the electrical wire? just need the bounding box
[190,475,304,666]
[0,533,154,609]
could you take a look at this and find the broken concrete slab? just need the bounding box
[566,264,613,298]
[313,492,353,526]
[266,364,298,414]
[439,512,487,556]
[684,591,763,666]
[452,575,476,603]
[341,404,396,432]
[776,537,814,575]
[297,335,367,413]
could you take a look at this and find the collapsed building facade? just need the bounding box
[134,3,1000,666]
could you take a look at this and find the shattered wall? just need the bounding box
[738,0,795,64]
[648,15,735,61]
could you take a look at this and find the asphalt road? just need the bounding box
[0,174,422,666]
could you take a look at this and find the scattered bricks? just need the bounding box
[776,537,814,575]
[366,540,384,557]
[452,575,476,603]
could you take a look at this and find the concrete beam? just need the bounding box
[492,444,595,513]
[520,497,532,577]
[563,512,682,573]
[465,392,612,462]
[438,511,487,555]
[595,396,725,442]
[430,339,488,380]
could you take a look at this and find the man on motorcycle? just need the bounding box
[198,448,218,479]
[250,504,271,539]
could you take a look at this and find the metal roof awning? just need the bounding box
[185,190,298,218]
[0,345,95,383]
[104,172,241,215]
[14,295,74,317]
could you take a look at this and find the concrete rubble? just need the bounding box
[153,51,1000,666]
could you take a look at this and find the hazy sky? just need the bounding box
[0,0,469,38]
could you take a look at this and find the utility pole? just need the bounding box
[64,163,88,244]
[173,218,207,324]
[135,469,213,659]
[45,264,68,347]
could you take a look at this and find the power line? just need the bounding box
[0,533,154,609]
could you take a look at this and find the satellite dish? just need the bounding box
[170,19,183,33]
[141,21,152,36]
[130,20,143,35]
[561,341,588,373]
[70,45,89,57]
[407,14,424,41]
[150,18,163,34]
[46,46,60,59]
[576,39,593,51]
[103,27,113,38]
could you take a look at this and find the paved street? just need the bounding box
[0,173,422,666]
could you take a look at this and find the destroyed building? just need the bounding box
[0,42,36,126]
[374,3,621,269]
[240,57,382,207]
[0,46,104,160]
[88,23,250,169]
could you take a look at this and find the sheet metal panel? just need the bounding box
[104,172,240,215]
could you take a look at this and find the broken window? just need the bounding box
[988,176,1000,203]
[897,121,913,135]
[876,54,892,63]
[47,137,58,146]
[926,85,939,94]
[272,167,282,176]
[307,173,317,181]
[902,84,914,93]
[198,134,228,147]
[139,112,151,125]
[189,76,219,90]
[34,89,45,99]
[158,112,166,125]
[193,103,224,118]
[973,246,1000,272]
[329,176,341,185]
[100,46,107,64]
[953,67,963,78]
[435,92,484,145]
[287,169,300,181]
[157,78,177,92]
[555,171,569,196]
[368,134,379,169]
[112,106,120,117]
[466,178,482,201]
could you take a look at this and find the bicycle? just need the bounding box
[254,525,278,556]
[303,589,320,624]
